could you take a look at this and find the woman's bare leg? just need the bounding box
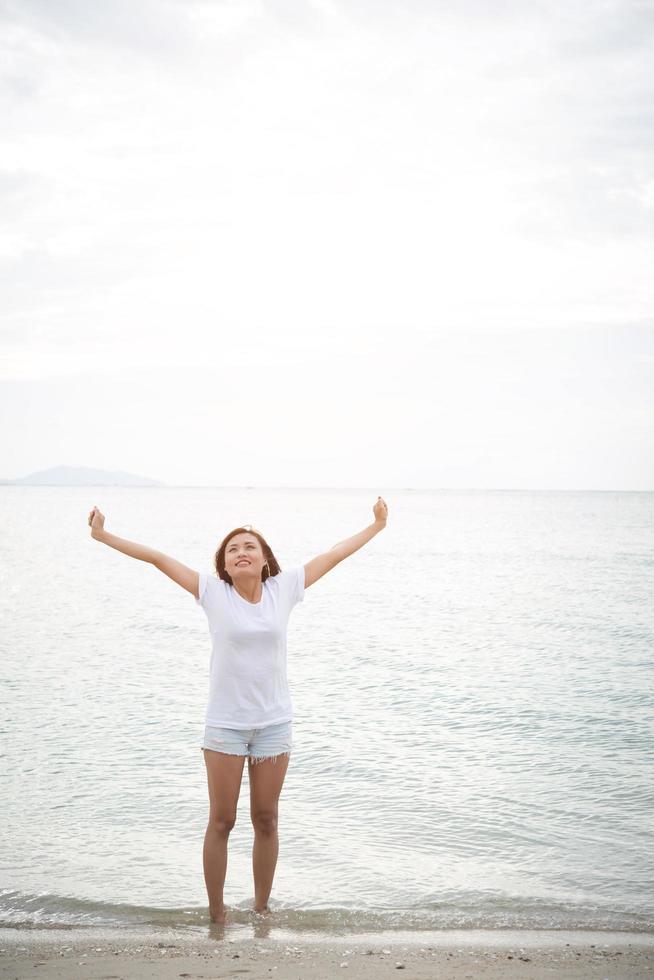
[203,750,246,922]
[248,753,291,913]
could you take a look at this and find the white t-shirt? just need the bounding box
[195,566,305,729]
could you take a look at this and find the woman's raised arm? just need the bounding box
[87,506,199,598]
[303,496,389,590]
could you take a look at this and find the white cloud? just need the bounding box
[1,0,653,487]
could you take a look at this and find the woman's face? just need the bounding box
[224,533,266,580]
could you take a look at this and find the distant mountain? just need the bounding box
[0,465,166,486]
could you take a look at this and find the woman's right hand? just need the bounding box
[88,506,106,538]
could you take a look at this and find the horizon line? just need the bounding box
[1,483,652,493]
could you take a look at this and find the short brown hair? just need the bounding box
[214,526,281,585]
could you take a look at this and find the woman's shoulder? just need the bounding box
[203,573,229,595]
[269,566,305,605]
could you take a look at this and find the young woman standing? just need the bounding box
[87,496,389,924]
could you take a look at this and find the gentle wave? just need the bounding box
[1,890,652,935]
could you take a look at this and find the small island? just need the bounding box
[0,465,166,486]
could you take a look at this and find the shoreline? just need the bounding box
[1,927,653,979]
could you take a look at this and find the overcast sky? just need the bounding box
[1,0,653,489]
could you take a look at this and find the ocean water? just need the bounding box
[1,486,653,937]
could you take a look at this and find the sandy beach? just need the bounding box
[1,927,653,979]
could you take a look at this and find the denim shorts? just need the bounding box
[201,720,293,764]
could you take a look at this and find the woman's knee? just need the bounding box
[208,813,237,836]
[251,809,278,835]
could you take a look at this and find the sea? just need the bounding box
[1,486,653,939]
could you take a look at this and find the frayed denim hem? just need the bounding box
[248,751,292,766]
[200,748,292,763]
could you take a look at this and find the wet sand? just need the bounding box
[1,926,653,979]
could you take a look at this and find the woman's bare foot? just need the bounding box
[209,903,227,923]
[251,904,272,917]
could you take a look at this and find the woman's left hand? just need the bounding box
[373,496,388,525]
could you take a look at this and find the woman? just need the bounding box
[87,496,389,924]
